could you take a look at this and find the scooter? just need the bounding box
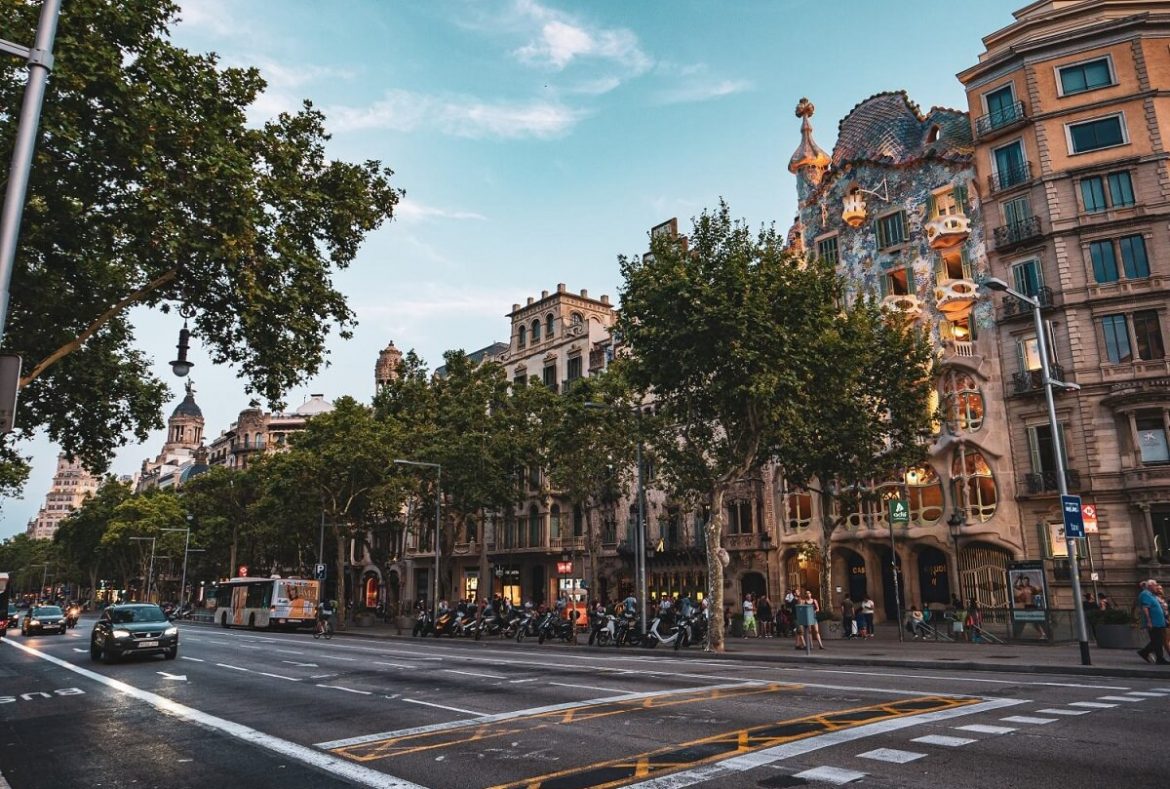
[65,605,81,630]
[537,611,576,644]
[673,609,706,651]
[589,610,617,646]
[514,609,540,642]
[642,612,681,648]
[614,613,643,647]
[432,608,460,637]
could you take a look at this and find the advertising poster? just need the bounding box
[1008,560,1048,622]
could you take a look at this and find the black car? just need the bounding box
[4,605,19,631]
[22,605,67,636]
[90,604,178,663]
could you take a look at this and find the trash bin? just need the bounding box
[795,604,816,628]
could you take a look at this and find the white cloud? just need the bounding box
[358,286,519,323]
[569,76,622,96]
[328,89,588,139]
[394,199,487,224]
[509,0,651,74]
[656,78,753,105]
[174,0,240,38]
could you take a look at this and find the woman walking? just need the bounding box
[803,589,825,649]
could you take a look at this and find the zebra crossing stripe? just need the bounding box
[792,766,867,784]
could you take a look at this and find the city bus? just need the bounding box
[210,577,319,630]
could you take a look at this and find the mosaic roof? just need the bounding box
[831,91,972,168]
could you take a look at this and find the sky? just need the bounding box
[0,0,1025,539]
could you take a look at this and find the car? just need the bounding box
[22,605,67,636]
[4,605,19,631]
[90,603,178,663]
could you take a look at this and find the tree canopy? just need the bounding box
[0,0,401,484]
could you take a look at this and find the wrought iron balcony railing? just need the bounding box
[993,215,1042,250]
[987,160,1032,193]
[1024,468,1082,494]
[999,285,1053,320]
[975,100,1027,139]
[1011,363,1065,395]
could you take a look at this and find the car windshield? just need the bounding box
[33,606,63,617]
[109,606,167,624]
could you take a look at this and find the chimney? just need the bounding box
[541,290,549,299]
[601,295,610,305]
[527,296,534,305]
[580,288,588,298]
[557,283,566,293]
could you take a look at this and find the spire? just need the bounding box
[787,97,831,174]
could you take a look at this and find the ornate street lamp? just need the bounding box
[169,305,195,378]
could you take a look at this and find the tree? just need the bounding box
[102,488,188,600]
[53,476,132,600]
[0,532,58,598]
[0,0,402,482]
[618,202,844,651]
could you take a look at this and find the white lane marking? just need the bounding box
[374,661,418,669]
[955,724,1016,735]
[72,648,86,653]
[1125,691,1166,697]
[157,672,187,681]
[792,766,866,784]
[443,669,505,679]
[550,681,627,694]
[1153,687,1170,692]
[180,656,204,663]
[215,663,249,672]
[1069,701,1116,708]
[1037,708,1091,716]
[809,669,1128,690]
[857,748,925,763]
[509,678,539,684]
[272,649,305,656]
[402,698,486,716]
[257,672,299,682]
[1001,715,1056,725]
[1098,695,1144,702]
[600,698,1028,789]
[310,674,336,680]
[316,679,761,749]
[318,684,372,696]
[329,656,357,662]
[0,638,424,789]
[281,661,319,667]
[911,735,975,747]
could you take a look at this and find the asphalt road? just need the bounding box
[0,617,1166,788]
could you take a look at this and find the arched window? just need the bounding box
[785,489,812,532]
[952,447,997,522]
[904,465,943,524]
[528,504,542,546]
[571,312,584,327]
[531,319,541,342]
[545,313,555,338]
[941,370,984,434]
[518,324,527,348]
[549,503,561,540]
[242,434,250,449]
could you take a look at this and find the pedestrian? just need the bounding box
[802,589,824,649]
[907,605,928,639]
[841,594,855,640]
[859,594,875,639]
[1136,578,1168,664]
[1097,592,1112,610]
[965,599,984,643]
[758,595,773,638]
[742,593,757,638]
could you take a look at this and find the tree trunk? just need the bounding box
[818,488,835,610]
[335,531,347,631]
[705,485,729,652]
[88,568,98,607]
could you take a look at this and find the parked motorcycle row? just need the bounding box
[412,604,710,651]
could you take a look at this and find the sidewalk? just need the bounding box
[323,619,1170,680]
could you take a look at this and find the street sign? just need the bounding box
[1081,503,1099,533]
[1061,494,1085,539]
[556,561,573,574]
[314,563,327,581]
[888,498,909,524]
[238,565,248,577]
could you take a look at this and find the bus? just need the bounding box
[210,577,320,630]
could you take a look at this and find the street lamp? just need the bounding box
[161,526,192,607]
[584,401,648,634]
[982,276,1091,665]
[169,304,195,377]
[29,562,49,600]
[947,508,964,603]
[394,459,441,622]
[129,537,157,603]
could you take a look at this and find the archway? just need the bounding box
[839,548,868,602]
[958,541,1011,608]
[741,571,766,601]
[876,546,904,621]
[916,546,950,606]
[783,548,822,596]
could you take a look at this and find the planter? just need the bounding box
[354,613,375,628]
[1093,623,1143,649]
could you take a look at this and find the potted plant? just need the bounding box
[1088,607,1141,649]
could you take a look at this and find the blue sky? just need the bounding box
[0,0,1024,538]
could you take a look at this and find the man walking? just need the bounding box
[841,594,855,639]
[1137,578,1168,665]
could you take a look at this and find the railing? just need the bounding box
[987,160,1032,193]
[999,285,1053,320]
[1011,363,1065,395]
[549,536,586,551]
[1024,469,1082,494]
[975,100,1027,138]
[946,339,975,358]
[993,215,1042,250]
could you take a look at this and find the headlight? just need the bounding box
[164,626,178,636]
[29,619,40,625]
[112,628,131,639]
[58,619,66,625]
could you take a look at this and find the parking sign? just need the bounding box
[1061,494,1084,539]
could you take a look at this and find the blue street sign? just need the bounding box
[1061,494,1085,539]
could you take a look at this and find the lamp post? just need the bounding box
[983,276,1091,665]
[161,525,192,608]
[584,401,648,634]
[947,508,964,604]
[129,537,157,603]
[29,562,49,600]
[394,459,441,622]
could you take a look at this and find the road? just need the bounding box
[0,618,1166,788]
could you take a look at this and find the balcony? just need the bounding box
[993,215,1043,251]
[1023,468,1082,494]
[987,160,1032,194]
[934,278,978,316]
[550,536,586,551]
[881,293,923,318]
[925,214,971,250]
[944,339,975,358]
[1011,363,1065,395]
[975,100,1028,140]
[999,285,1053,321]
[723,532,773,551]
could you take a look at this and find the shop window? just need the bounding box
[1136,414,1170,465]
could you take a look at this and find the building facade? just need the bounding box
[205,394,334,470]
[137,381,206,492]
[25,454,103,539]
[959,0,1170,604]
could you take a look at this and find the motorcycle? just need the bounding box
[412,608,434,637]
[432,608,461,637]
[537,611,576,645]
[642,612,681,648]
[673,609,707,651]
[65,605,81,629]
[588,610,617,646]
[514,609,540,642]
[614,613,643,647]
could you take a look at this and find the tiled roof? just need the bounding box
[831,91,971,168]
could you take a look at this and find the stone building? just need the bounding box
[787,93,1020,619]
[959,0,1170,603]
[25,454,103,540]
[137,381,206,492]
[205,394,334,470]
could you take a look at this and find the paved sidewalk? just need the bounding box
[322,619,1170,680]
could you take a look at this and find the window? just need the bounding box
[1090,234,1149,284]
[513,373,525,388]
[1058,57,1113,95]
[879,267,912,298]
[1090,239,1119,282]
[531,319,541,342]
[1119,235,1150,279]
[549,504,561,540]
[545,313,555,338]
[542,364,557,390]
[785,490,811,532]
[936,247,971,283]
[602,516,617,544]
[876,211,907,249]
[984,84,1021,129]
[904,465,944,525]
[992,141,1028,189]
[1080,171,1134,212]
[1027,424,1067,476]
[941,370,984,434]
[566,355,582,381]
[927,185,966,218]
[528,505,541,547]
[1101,314,1132,363]
[572,505,584,537]
[517,325,526,349]
[1068,115,1126,154]
[817,235,839,266]
[466,516,477,544]
[1136,415,1170,464]
[1134,310,1166,361]
[951,446,997,522]
[1012,259,1044,297]
[727,500,753,534]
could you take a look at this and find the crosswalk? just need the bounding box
[791,688,1169,785]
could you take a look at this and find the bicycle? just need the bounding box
[313,617,334,640]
